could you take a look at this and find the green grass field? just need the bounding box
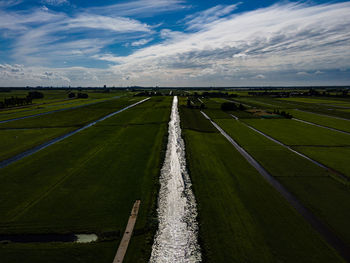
[0,96,144,163]
[293,146,350,178]
[0,127,75,161]
[242,119,350,146]
[1,92,350,262]
[289,109,350,133]
[0,97,171,263]
[180,105,343,262]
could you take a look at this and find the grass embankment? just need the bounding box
[179,101,343,262]
[0,97,172,263]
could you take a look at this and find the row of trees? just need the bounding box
[0,91,44,108]
[221,102,246,111]
[68,92,89,98]
[273,109,293,119]
[196,92,238,98]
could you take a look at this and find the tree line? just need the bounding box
[0,91,44,109]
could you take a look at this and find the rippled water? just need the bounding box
[150,96,201,263]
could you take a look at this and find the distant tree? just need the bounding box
[28,91,44,99]
[238,103,246,111]
[77,93,88,99]
[221,102,237,111]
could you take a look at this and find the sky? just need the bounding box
[0,0,350,87]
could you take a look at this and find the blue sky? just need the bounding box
[0,0,350,87]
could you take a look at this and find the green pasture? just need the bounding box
[180,107,343,262]
[242,119,350,146]
[0,96,136,129]
[213,119,329,178]
[278,97,350,105]
[0,97,171,262]
[0,98,107,122]
[294,146,350,178]
[0,127,75,162]
[289,110,350,132]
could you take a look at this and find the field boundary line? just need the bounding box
[294,109,350,121]
[201,110,350,262]
[292,118,350,135]
[113,200,141,263]
[0,95,122,124]
[240,120,349,182]
[0,98,150,169]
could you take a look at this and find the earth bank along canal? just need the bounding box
[150,96,201,262]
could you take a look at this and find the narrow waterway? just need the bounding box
[150,96,201,263]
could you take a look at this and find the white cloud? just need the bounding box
[131,38,153,46]
[0,0,22,8]
[96,2,350,85]
[87,0,188,18]
[297,72,310,76]
[41,0,69,6]
[1,6,154,64]
[183,4,240,30]
[253,74,266,79]
[1,2,350,86]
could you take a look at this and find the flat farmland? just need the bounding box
[0,96,141,163]
[0,96,171,263]
[242,119,350,146]
[289,109,350,133]
[179,100,343,262]
[1,91,350,263]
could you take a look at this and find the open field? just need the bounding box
[242,119,350,146]
[0,96,145,164]
[180,102,343,262]
[1,89,350,262]
[289,109,350,133]
[0,96,171,263]
[293,146,350,178]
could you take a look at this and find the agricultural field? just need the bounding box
[0,94,171,263]
[1,89,350,262]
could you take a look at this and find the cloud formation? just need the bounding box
[101,2,350,85]
[1,1,350,86]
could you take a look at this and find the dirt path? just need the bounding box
[113,200,140,263]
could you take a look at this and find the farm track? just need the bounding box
[0,96,122,124]
[201,110,350,262]
[0,98,150,169]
